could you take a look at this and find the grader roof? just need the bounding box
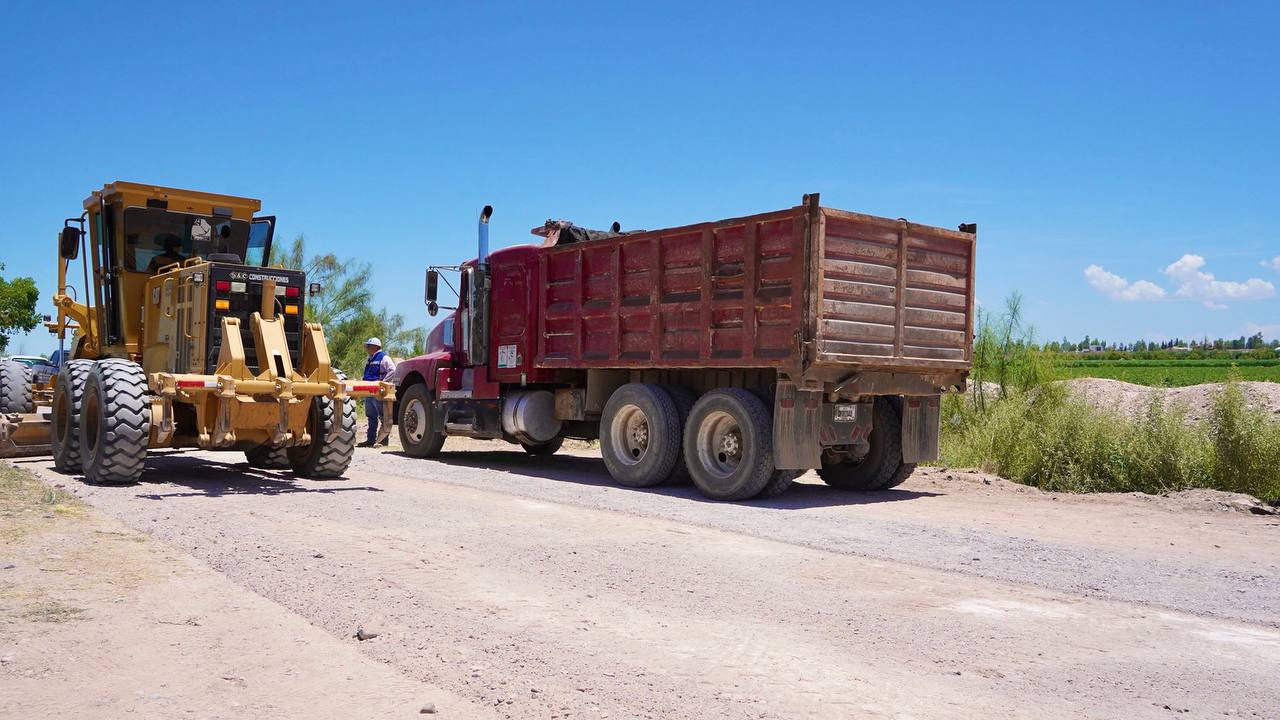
[84,181,261,220]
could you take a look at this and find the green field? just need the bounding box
[1056,358,1280,386]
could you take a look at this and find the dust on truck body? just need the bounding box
[397,194,975,501]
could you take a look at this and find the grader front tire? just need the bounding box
[79,359,150,485]
[288,395,356,478]
[246,444,291,469]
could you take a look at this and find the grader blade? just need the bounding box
[0,410,53,459]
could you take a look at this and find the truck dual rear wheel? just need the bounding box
[683,388,776,501]
[817,397,905,491]
[51,360,93,473]
[0,360,33,414]
[288,394,356,478]
[79,359,150,485]
[398,384,445,458]
[599,383,681,488]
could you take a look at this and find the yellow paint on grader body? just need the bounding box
[2,181,393,464]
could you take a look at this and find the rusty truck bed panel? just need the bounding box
[814,209,974,370]
[534,200,975,375]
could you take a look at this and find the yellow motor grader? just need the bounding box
[0,181,394,483]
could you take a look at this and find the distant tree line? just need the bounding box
[1041,333,1278,359]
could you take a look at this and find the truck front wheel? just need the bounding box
[599,383,681,488]
[818,397,904,491]
[683,388,775,501]
[398,384,445,458]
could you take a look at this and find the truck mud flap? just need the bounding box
[901,394,941,464]
[773,381,822,470]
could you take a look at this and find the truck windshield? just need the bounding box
[122,207,256,272]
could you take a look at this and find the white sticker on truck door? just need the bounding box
[497,344,519,368]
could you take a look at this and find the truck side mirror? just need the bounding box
[425,269,439,316]
[59,227,81,260]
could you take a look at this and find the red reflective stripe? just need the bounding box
[349,383,380,392]
[176,379,206,388]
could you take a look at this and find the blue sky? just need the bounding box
[1,1,1277,355]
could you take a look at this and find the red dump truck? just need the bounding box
[394,194,976,500]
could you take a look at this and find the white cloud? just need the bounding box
[1084,255,1275,309]
[1163,254,1274,305]
[1262,256,1280,272]
[1083,265,1167,301]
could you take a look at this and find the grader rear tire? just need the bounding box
[0,360,33,414]
[79,359,150,485]
[51,360,93,473]
[245,444,290,469]
[288,394,356,478]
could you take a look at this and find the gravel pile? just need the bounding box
[1065,378,1280,422]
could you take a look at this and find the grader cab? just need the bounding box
[0,181,394,483]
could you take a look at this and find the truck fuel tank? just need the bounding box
[501,390,562,445]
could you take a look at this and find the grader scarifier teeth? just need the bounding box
[149,313,393,456]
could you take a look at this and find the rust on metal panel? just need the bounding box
[532,198,974,378]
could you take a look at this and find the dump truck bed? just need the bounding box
[535,196,975,376]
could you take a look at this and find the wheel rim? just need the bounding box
[53,386,69,446]
[608,404,650,466]
[82,385,100,457]
[696,410,743,480]
[404,398,427,444]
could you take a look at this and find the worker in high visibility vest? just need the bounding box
[358,337,395,447]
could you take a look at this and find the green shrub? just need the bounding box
[939,381,1278,502]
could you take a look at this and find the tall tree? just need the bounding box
[272,235,423,376]
[0,263,40,354]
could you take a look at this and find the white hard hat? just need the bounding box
[365,337,382,347]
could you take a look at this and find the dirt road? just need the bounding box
[9,440,1280,719]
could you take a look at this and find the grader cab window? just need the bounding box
[123,207,253,272]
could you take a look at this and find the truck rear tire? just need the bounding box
[818,397,904,491]
[0,360,33,414]
[51,360,93,473]
[246,444,290,469]
[683,388,775,501]
[660,385,697,485]
[599,383,681,488]
[521,436,563,456]
[288,394,356,478]
[79,359,150,485]
[398,384,445,458]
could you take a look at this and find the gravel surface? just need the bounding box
[15,443,1280,719]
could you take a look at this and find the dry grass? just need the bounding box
[0,462,83,542]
